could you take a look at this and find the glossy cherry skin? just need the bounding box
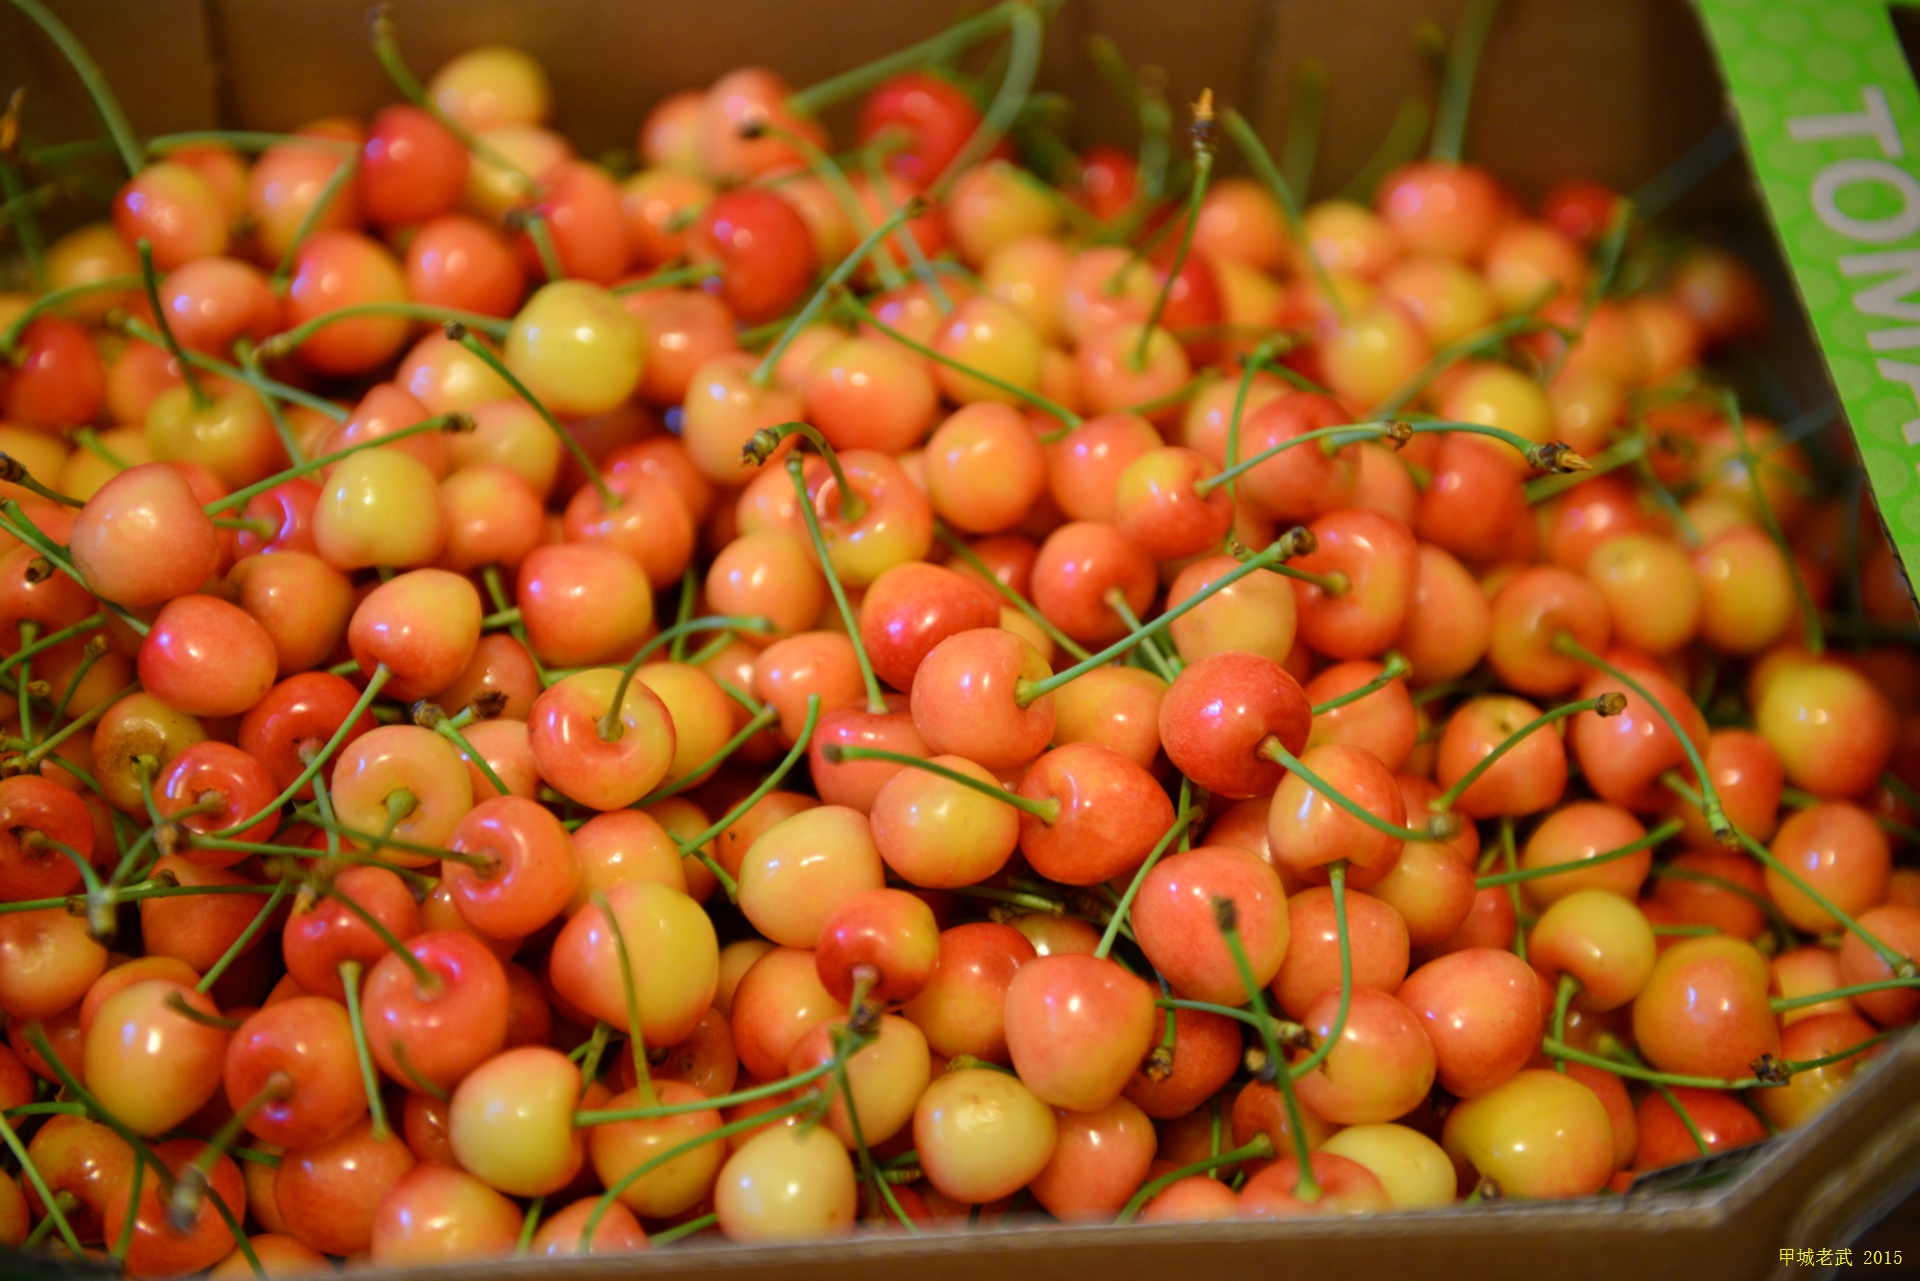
[281,865,421,1002]
[1633,1086,1767,1171]
[900,922,1034,1064]
[910,628,1056,770]
[1003,954,1157,1112]
[274,1115,418,1258]
[1396,948,1545,1099]
[441,796,581,940]
[1631,936,1779,1081]
[1158,650,1312,799]
[1570,658,1709,811]
[1134,844,1289,1005]
[368,1163,522,1265]
[361,931,510,1095]
[0,774,95,902]
[225,997,368,1150]
[69,464,220,607]
[1017,743,1177,886]
[1238,1152,1392,1217]
[1267,743,1409,889]
[1292,508,1419,661]
[1441,1068,1615,1200]
[858,561,1002,694]
[692,187,817,323]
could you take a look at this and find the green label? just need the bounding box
[1697,0,1920,588]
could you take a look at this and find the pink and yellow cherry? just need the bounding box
[329,724,473,857]
[1113,446,1233,561]
[1837,905,1920,1027]
[1075,322,1192,422]
[223,997,367,1151]
[1396,948,1544,1099]
[1292,508,1419,661]
[284,232,410,378]
[68,463,220,607]
[0,907,107,1024]
[1755,659,1897,800]
[1694,526,1797,657]
[114,162,229,269]
[1633,1086,1767,1172]
[714,1121,856,1243]
[868,752,1020,888]
[729,945,848,1080]
[282,866,420,1001]
[1165,551,1299,665]
[914,1067,1058,1204]
[1569,658,1709,811]
[1273,886,1410,1019]
[857,561,1001,694]
[806,696,930,810]
[923,402,1048,534]
[1757,1012,1885,1130]
[1158,651,1313,800]
[1530,890,1657,1011]
[1631,936,1779,1080]
[1046,411,1159,524]
[0,774,95,903]
[1234,392,1361,526]
[1016,743,1176,887]
[1442,1069,1615,1199]
[900,922,1033,1064]
[752,633,864,744]
[1292,987,1438,1126]
[368,1162,522,1265]
[1027,1096,1158,1222]
[348,569,482,701]
[1521,802,1654,905]
[314,448,446,570]
[1267,743,1413,890]
[910,627,1056,771]
[1003,953,1157,1111]
[1050,666,1166,770]
[1123,1004,1242,1121]
[814,887,939,1007]
[587,1079,724,1219]
[1486,567,1612,696]
[83,978,228,1135]
[527,670,676,812]
[737,805,885,950]
[1433,693,1569,819]
[1238,1152,1392,1217]
[1764,802,1890,934]
[517,541,655,667]
[447,1046,582,1197]
[442,796,581,940]
[1029,520,1155,647]
[361,930,510,1095]
[787,1012,930,1149]
[706,532,826,643]
[1305,659,1417,770]
[548,880,716,1047]
[1317,1124,1455,1210]
[268,1113,414,1259]
[135,594,276,718]
[1134,845,1288,1005]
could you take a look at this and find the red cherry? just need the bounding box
[1158,650,1311,799]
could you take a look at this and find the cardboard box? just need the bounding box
[3,1,1918,1278]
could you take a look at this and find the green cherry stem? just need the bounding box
[786,3,1017,115]
[631,705,778,809]
[1719,388,1822,656]
[0,502,148,636]
[195,875,294,993]
[368,5,538,198]
[1428,0,1503,164]
[442,321,615,509]
[821,745,1055,822]
[933,523,1091,662]
[340,960,392,1142]
[5,0,144,175]
[1193,420,1407,499]
[1523,433,1647,505]
[925,3,1042,201]
[0,1108,84,1256]
[116,316,348,422]
[259,302,509,361]
[650,1212,719,1246]
[671,694,823,901]
[213,666,392,837]
[1107,590,1178,681]
[1132,92,1214,371]
[1261,737,1458,844]
[1221,106,1345,325]
[749,199,925,388]
[593,890,657,1108]
[1015,528,1318,707]
[1309,652,1408,717]
[0,274,140,357]
[270,153,360,291]
[1771,977,1920,1013]
[785,451,887,713]
[1287,861,1352,1081]
[1475,818,1681,889]
[1116,1134,1274,1223]
[136,239,210,409]
[1429,693,1622,814]
[740,421,863,519]
[1548,973,1579,1073]
[1730,827,1915,979]
[1552,634,1731,842]
[1096,799,1197,960]
[0,613,103,680]
[1219,337,1288,511]
[1217,895,1319,1200]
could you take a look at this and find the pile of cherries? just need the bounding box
[0,0,1916,1274]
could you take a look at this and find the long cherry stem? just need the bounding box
[933,524,1091,661]
[1017,528,1317,706]
[368,6,537,198]
[593,615,773,742]
[595,890,657,1108]
[1428,0,1503,164]
[261,302,508,361]
[749,200,924,387]
[1720,388,1822,656]
[671,694,823,900]
[822,744,1055,821]
[1310,653,1409,717]
[836,290,1081,427]
[1552,635,1731,842]
[1430,693,1622,813]
[5,0,143,175]
[788,452,887,713]
[1116,1135,1274,1223]
[1132,92,1213,370]
[1217,896,1319,1200]
[135,239,210,409]
[1732,827,1914,978]
[1221,107,1345,324]
[1260,737,1457,843]
[0,274,141,357]
[340,960,392,1141]
[214,666,391,836]
[1286,861,1353,1083]
[1476,818,1681,889]
[442,322,614,509]
[0,1109,83,1256]
[1096,800,1197,959]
